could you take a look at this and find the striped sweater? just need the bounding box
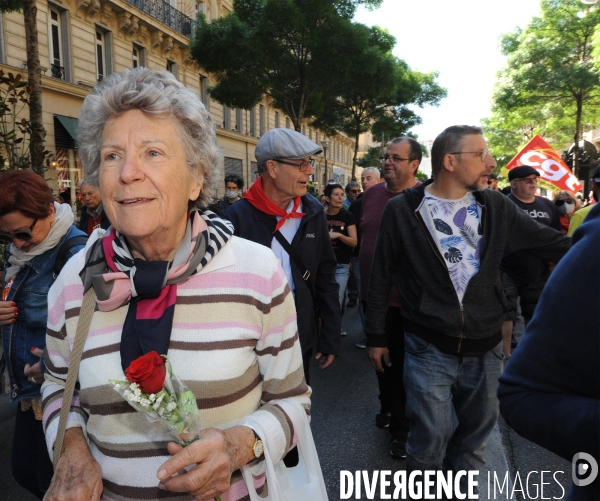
[42,233,311,501]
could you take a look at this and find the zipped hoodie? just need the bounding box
[366,179,571,356]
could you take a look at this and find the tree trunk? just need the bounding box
[573,96,583,178]
[351,121,360,181]
[23,0,46,174]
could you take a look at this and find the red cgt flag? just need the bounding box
[504,134,583,194]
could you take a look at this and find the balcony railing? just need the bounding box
[51,64,65,80]
[124,0,196,38]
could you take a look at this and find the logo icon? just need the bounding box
[572,453,598,487]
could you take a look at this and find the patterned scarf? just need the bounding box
[243,177,305,233]
[81,210,233,371]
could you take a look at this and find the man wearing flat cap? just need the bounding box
[224,128,341,383]
[500,165,562,357]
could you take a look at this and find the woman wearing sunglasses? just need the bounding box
[0,170,87,499]
[553,190,581,234]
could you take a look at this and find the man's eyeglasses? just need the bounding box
[555,199,574,206]
[449,149,491,163]
[350,189,361,194]
[380,155,410,164]
[275,158,316,172]
[0,218,38,244]
[513,177,539,185]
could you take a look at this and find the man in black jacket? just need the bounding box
[224,128,340,384]
[78,179,111,236]
[366,125,570,493]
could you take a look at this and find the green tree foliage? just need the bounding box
[190,0,383,132]
[492,0,600,176]
[312,24,445,180]
[0,0,46,174]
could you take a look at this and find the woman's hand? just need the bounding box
[329,231,341,240]
[157,426,255,500]
[44,428,103,501]
[0,300,17,326]
[24,347,44,385]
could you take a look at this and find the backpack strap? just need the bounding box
[53,235,88,283]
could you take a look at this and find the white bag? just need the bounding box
[241,399,329,501]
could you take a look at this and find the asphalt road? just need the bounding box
[0,305,572,501]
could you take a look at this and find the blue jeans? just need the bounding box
[404,332,503,489]
[334,263,350,310]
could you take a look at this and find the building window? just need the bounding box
[224,157,243,179]
[235,108,242,132]
[250,107,256,137]
[286,117,290,129]
[95,27,112,82]
[166,59,178,79]
[132,44,146,68]
[49,8,64,79]
[275,112,280,129]
[200,75,209,110]
[223,104,230,129]
[309,129,312,140]
[259,105,265,137]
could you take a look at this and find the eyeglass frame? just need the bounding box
[512,176,539,185]
[449,149,491,163]
[349,189,361,194]
[0,218,39,244]
[273,158,316,172]
[380,154,411,164]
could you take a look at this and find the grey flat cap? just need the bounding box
[255,128,322,163]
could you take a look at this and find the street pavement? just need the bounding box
[0,305,572,500]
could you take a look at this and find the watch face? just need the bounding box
[254,440,264,458]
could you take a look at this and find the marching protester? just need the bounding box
[42,68,310,501]
[225,127,341,383]
[366,125,570,493]
[568,165,600,236]
[208,174,244,217]
[554,189,581,234]
[0,170,87,499]
[323,182,357,335]
[499,203,600,501]
[362,137,422,458]
[349,166,381,348]
[78,178,111,236]
[500,165,561,357]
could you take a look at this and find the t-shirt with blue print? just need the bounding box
[425,191,482,302]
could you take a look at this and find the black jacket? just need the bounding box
[78,207,111,235]
[224,194,341,357]
[366,179,571,356]
[498,203,600,501]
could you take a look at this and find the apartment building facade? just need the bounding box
[0,0,355,202]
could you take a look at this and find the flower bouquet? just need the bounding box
[109,351,202,447]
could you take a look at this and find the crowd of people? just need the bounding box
[0,67,598,501]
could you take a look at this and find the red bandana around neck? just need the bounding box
[243,177,306,233]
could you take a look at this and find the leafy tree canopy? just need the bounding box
[191,0,384,131]
[491,0,600,175]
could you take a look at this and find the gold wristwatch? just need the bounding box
[252,430,264,459]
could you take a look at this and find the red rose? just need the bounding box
[125,351,167,394]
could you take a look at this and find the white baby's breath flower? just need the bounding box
[123,389,131,397]
[130,383,139,390]
[127,393,136,402]
[149,394,156,402]
[134,388,142,397]
[140,398,150,407]
[158,408,165,416]
[167,402,176,412]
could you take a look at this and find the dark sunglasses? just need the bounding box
[0,218,38,244]
[555,199,574,206]
[350,189,361,193]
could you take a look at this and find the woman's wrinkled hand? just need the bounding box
[0,300,17,326]
[157,426,255,501]
[44,428,103,501]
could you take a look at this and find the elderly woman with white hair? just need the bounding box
[42,68,310,501]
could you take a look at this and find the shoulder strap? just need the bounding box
[52,287,96,469]
[53,235,88,282]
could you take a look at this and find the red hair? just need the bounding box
[0,170,54,219]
